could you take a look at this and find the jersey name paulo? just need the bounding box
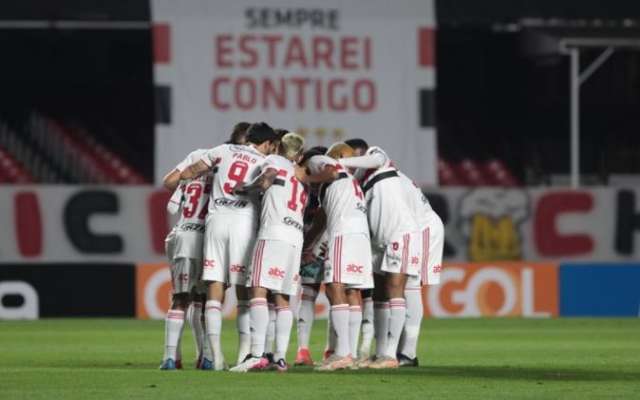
[398,171,432,229]
[201,144,265,219]
[173,149,212,233]
[307,155,368,236]
[258,154,308,247]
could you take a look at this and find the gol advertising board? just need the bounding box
[424,262,559,318]
[152,0,437,185]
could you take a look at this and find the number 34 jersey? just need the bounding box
[258,154,308,247]
[201,144,266,220]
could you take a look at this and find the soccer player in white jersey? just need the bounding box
[338,142,422,369]
[159,122,251,371]
[229,133,307,373]
[158,149,212,370]
[397,172,444,367]
[302,143,373,371]
[180,122,278,370]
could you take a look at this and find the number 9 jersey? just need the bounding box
[200,144,266,285]
[200,144,266,219]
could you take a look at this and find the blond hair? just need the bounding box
[280,132,305,160]
[326,142,354,160]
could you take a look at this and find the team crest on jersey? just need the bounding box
[411,256,420,265]
[268,267,285,279]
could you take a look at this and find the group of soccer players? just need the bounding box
[159,121,444,372]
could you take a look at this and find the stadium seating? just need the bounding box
[438,157,520,187]
[0,114,147,184]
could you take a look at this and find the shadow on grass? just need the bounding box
[28,362,640,382]
[286,365,640,382]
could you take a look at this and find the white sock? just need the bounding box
[325,311,337,353]
[249,298,269,357]
[374,301,390,358]
[236,300,251,363]
[188,302,204,361]
[349,305,362,357]
[265,303,276,353]
[274,305,293,361]
[205,300,223,362]
[297,286,317,350]
[399,289,423,359]
[163,309,185,361]
[384,298,407,358]
[330,304,351,357]
[359,298,374,358]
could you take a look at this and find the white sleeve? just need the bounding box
[166,185,184,215]
[306,155,335,175]
[338,153,386,170]
[200,145,223,167]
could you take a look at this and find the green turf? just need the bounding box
[1,318,639,399]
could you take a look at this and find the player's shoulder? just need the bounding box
[366,146,388,157]
[188,148,209,160]
[264,154,292,169]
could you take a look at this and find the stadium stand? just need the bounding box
[0,113,147,184]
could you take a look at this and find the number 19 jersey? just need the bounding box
[201,144,266,220]
[258,154,307,247]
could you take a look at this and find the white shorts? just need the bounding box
[324,232,372,287]
[202,213,257,285]
[165,230,204,294]
[248,239,301,296]
[372,232,422,277]
[407,211,445,288]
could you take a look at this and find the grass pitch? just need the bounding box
[1,318,639,399]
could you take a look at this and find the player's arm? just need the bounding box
[162,169,182,191]
[166,184,185,215]
[179,160,210,180]
[302,209,327,262]
[337,152,386,169]
[233,168,278,195]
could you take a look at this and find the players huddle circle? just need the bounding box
[160,121,444,372]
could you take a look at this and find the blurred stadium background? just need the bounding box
[1,0,639,398]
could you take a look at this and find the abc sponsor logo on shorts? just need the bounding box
[346,264,364,274]
[229,264,246,273]
[424,262,558,318]
[203,259,216,269]
[268,267,285,279]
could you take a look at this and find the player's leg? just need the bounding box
[230,239,272,372]
[235,284,251,364]
[398,278,422,366]
[295,283,320,366]
[265,293,276,363]
[161,291,189,370]
[347,289,362,359]
[359,289,374,359]
[273,293,293,371]
[187,300,203,367]
[372,273,390,361]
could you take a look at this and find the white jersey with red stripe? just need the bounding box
[354,147,418,246]
[172,149,212,233]
[398,171,432,229]
[256,154,307,247]
[200,144,266,220]
[306,155,369,236]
